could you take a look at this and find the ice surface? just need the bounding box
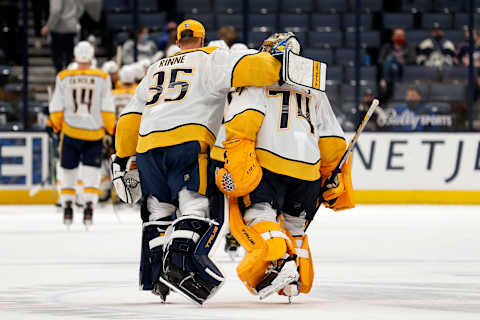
[0,204,479,320]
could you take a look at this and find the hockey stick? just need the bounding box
[332,99,379,177]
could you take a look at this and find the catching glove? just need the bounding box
[215,138,262,197]
[110,154,142,204]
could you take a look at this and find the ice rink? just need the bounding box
[0,204,479,320]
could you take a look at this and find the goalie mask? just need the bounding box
[260,32,301,56]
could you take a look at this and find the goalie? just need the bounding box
[215,33,355,301]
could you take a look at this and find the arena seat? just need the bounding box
[422,13,453,29]
[217,14,243,30]
[177,0,212,14]
[249,0,278,14]
[444,67,469,83]
[303,48,333,65]
[343,14,373,31]
[311,14,341,32]
[103,0,130,12]
[326,66,343,82]
[402,66,440,82]
[345,66,377,83]
[106,13,134,30]
[401,0,432,12]
[214,0,243,14]
[139,13,166,29]
[279,14,310,32]
[345,31,380,48]
[383,13,414,29]
[280,0,313,14]
[308,31,343,48]
[315,0,349,13]
[188,14,215,30]
[429,83,466,101]
[335,48,367,66]
[249,14,276,32]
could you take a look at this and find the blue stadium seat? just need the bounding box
[345,66,377,83]
[214,0,243,14]
[345,31,380,48]
[326,84,339,102]
[327,66,343,82]
[103,0,129,12]
[249,14,276,32]
[383,13,414,29]
[454,13,480,29]
[188,14,215,30]
[279,14,310,32]
[335,48,367,66]
[422,13,453,29]
[444,67,469,82]
[446,30,466,44]
[113,31,129,45]
[247,31,270,48]
[343,14,373,31]
[308,31,342,48]
[429,83,466,101]
[140,13,166,29]
[361,0,383,12]
[250,0,278,13]
[217,14,243,30]
[280,0,313,14]
[315,0,349,13]
[303,48,333,65]
[176,0,212,14]
[295,32,308,47]
[139,0,158,12]
[432,0,466,13]
[402,66,441,82]
[106,13,134,30]
[311,14,341,31]
[406,30,430,45]
[401,0,432,12]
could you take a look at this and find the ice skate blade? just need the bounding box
[258,273,298,300]
[159,276,204,306]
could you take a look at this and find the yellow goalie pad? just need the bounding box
[293,235,314,294]
[216,139,262,197]
[228,198,293,294]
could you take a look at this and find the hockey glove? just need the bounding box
[215,138,262,197]
[110,154,142,204]
[321,172,346,208]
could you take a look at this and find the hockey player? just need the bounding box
[111,19,284,304]
[215,33,355,301]
[112,65,138,117]
[49,41,116,226]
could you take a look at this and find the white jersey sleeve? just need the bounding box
[314,91,345,140]
[101,76,116,113]
[49,75,65,114]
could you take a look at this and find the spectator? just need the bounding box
[122,27,158,65]
[378,86,449,131]
[41,0,82,72]
[378,28,416,97]
[417,24,456,68]
[164,27,180,57]
[31,0,49,38]
[209,26,248,50]
[155,21,178,51]
[456,27,480,67]
[357,89,382,131]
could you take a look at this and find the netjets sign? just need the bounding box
[351,133,480,190]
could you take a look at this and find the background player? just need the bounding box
[49,41,115,226]
[111,18,287,304]
[216,33,355,301]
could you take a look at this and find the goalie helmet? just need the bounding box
[260,32,301,56]
[74,41,95,63]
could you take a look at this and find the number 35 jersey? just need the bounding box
[223,85,345,181]
[115,46,282,158]
[49,69,116,141]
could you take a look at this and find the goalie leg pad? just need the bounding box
[161,216,225,304]
[294,234,314,294]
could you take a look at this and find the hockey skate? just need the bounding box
[224,232,240,260]
[256,255,299,301]
[160,266,218,305]
[83,201,93,228]
[63,200,73,226]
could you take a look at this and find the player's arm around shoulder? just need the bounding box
[315,91,355,211]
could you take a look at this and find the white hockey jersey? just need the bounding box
[49,69,116,141]
[218,85,345,181]
[115,46,281,157]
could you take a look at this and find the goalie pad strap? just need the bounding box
[260,230,291,242]
[149,236,165,249]
[170,230,201,243]
[295,248,309,259]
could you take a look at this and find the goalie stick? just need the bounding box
[334,98,379,175]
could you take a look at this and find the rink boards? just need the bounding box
[0,132,479,204]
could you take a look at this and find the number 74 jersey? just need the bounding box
[221,85,345,181]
